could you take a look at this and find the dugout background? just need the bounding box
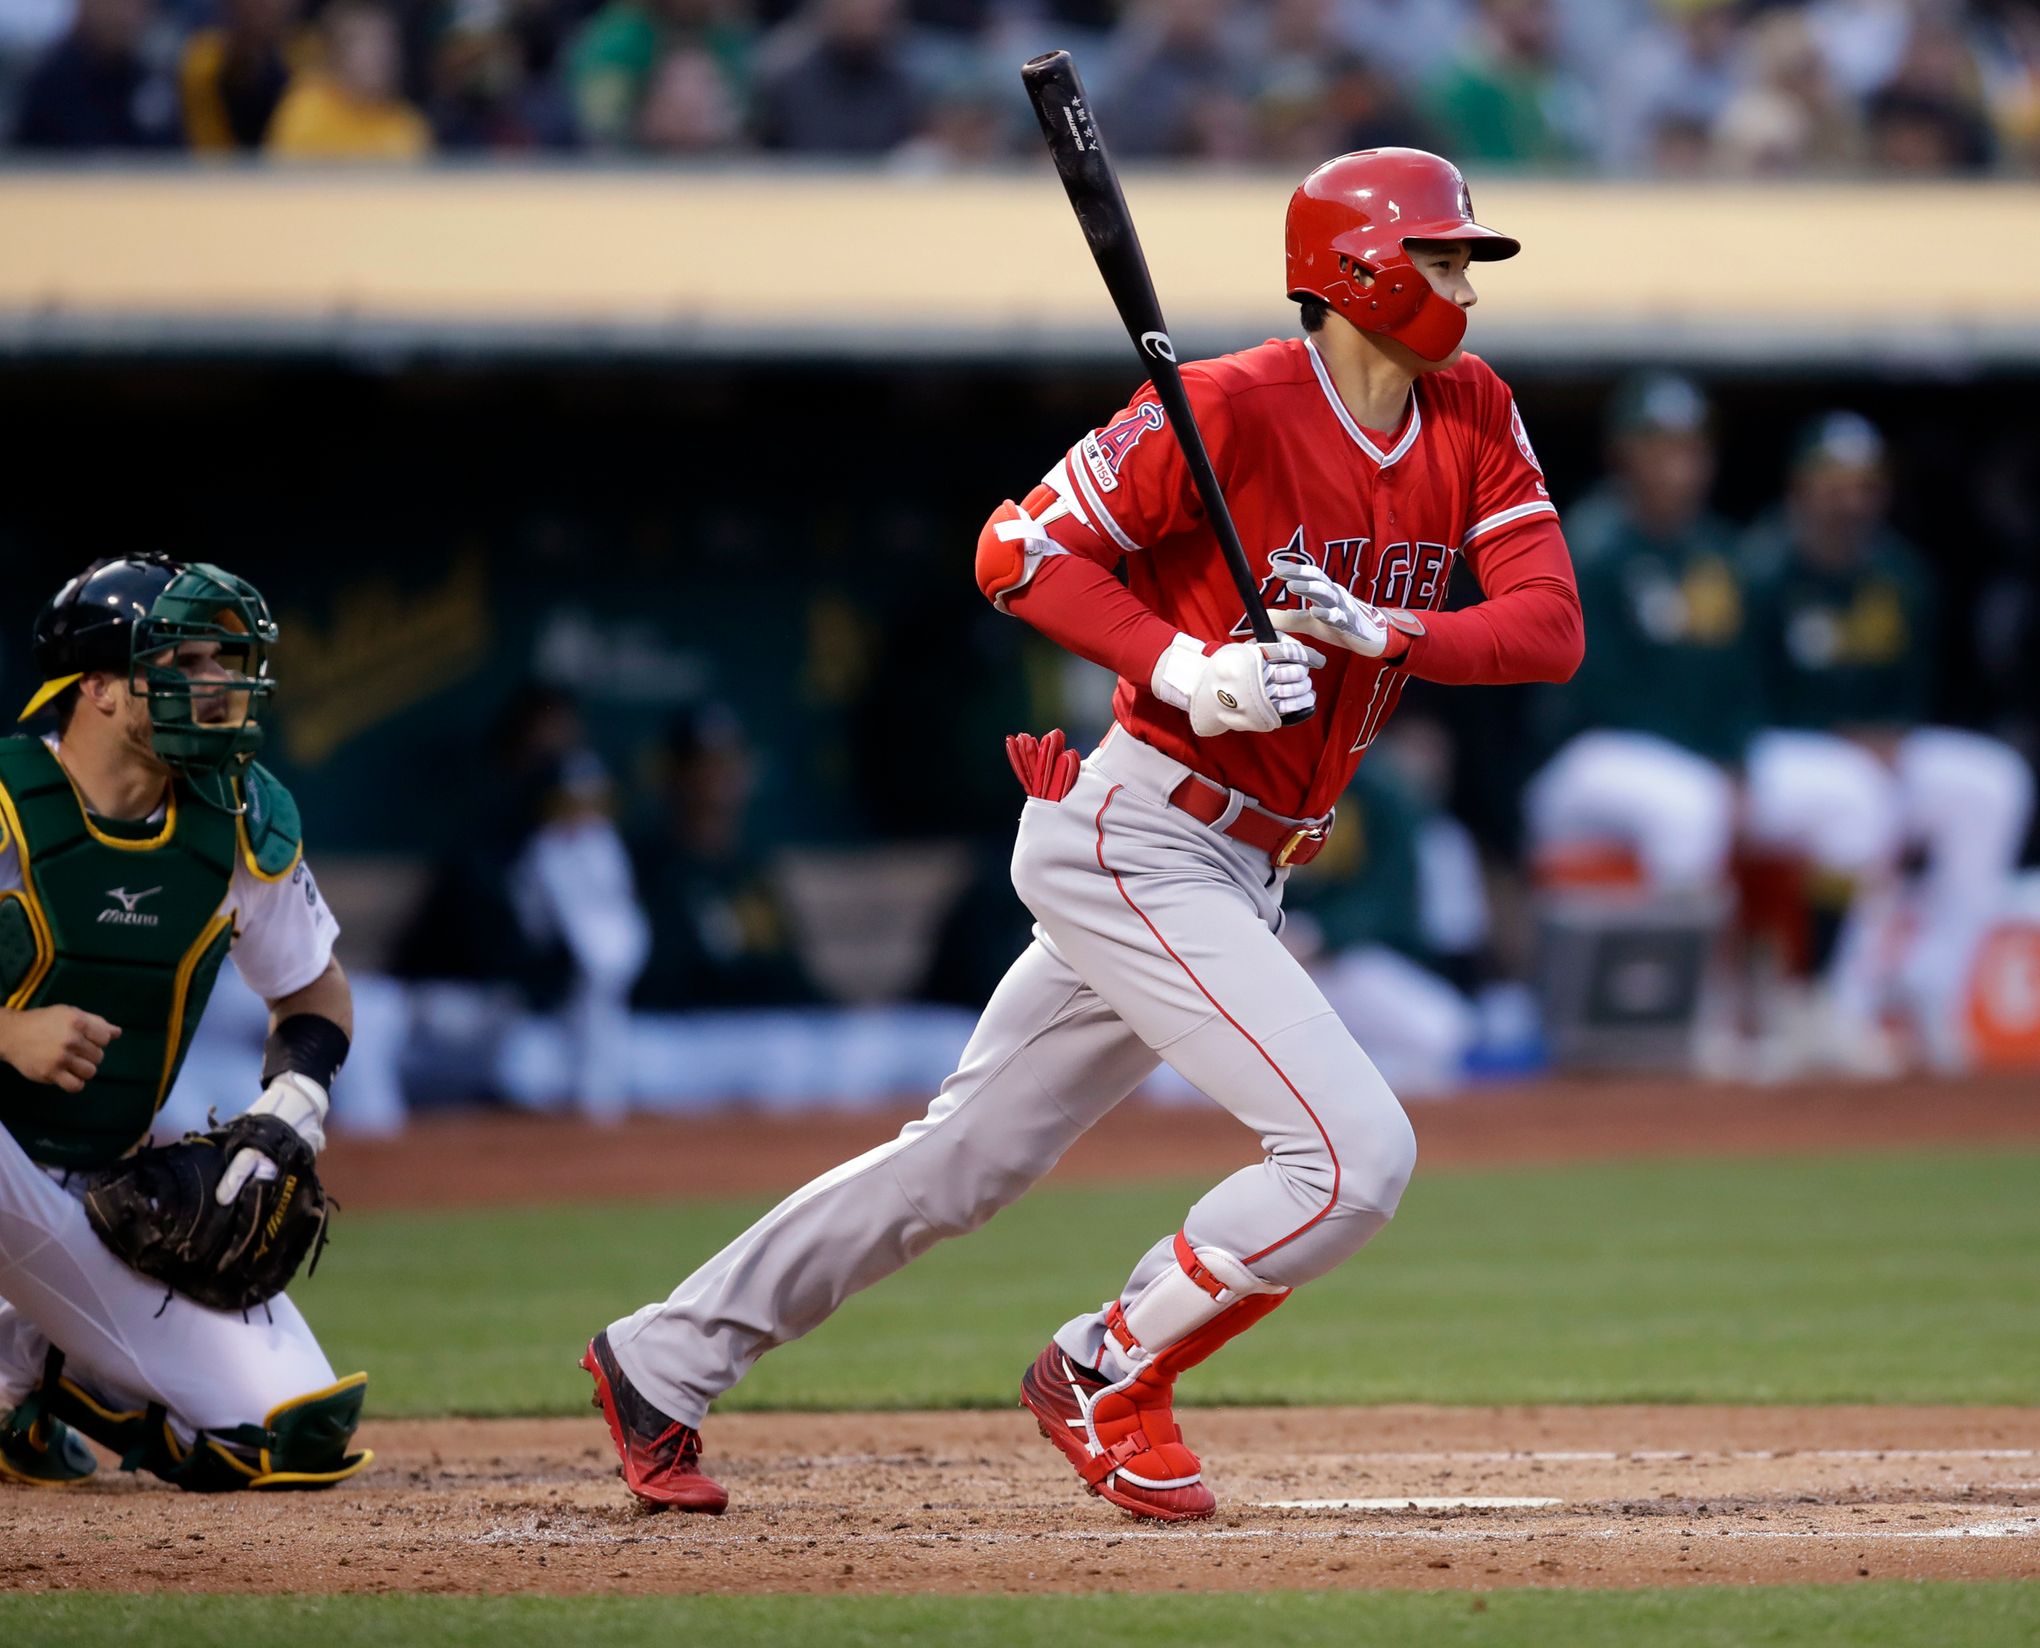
[1,349,2034,874]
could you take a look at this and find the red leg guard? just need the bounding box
[1021,1282,1288,1522]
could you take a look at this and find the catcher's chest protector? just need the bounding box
[0,736,238,1170]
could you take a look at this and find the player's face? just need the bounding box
[170,640,239,726]
[114,641,245,765]
[1619,431,1714,524]
[1409,242,1477,311]
[109,665,166,768]
[1793,460,1888,549]
[1400,240,1478,371]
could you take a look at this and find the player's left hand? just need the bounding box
[215,1071,330,1206]
[1269,563,1414,661]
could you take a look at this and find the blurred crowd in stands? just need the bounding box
[2,0,2038,174]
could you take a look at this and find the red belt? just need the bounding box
[1167,776,1332,867]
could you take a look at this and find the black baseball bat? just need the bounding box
[1020,49,1310,723]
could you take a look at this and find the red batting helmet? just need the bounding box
[1285,148,1519,363]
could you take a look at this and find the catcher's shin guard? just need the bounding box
[0,1349,97,1486]
[1021,1234,1287,1521]
[36,1363,372,1492]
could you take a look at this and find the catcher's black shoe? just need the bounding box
[0,1408,96,1487]
[582,1331,728,1513]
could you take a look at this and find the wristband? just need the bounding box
[262,1013,350,1090]
[1150,632,1209,711]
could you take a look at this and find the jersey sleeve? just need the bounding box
[1461,368,1559,562]
[1036,368,1236,564]
[228,854,340,1000]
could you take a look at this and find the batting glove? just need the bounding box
[215,1072,329,1206]
[1268,562,1408,659]
[1152,633,1324,736]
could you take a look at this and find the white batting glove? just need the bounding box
[1268,561,1393,658]
[1152,633,1324,736]
[215,1071,330,1206]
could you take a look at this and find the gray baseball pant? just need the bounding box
[609,727,1416,1426]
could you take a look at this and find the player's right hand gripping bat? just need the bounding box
[1020,48,1311,724]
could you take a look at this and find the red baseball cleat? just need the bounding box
[582,1331,728,1514]
[1019,1339,1215,1521]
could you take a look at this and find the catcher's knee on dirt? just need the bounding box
[40,1363,372,1492]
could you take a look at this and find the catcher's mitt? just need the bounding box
[84,1114,332,1313]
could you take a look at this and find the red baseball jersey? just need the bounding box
[1032,337,1559,820]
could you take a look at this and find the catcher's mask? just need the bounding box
[19,554,278,814]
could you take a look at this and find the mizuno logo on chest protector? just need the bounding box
[99,886,163,927]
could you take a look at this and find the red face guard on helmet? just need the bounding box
[1285,148,1520,364]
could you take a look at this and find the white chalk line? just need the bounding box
[472,1514,2040,1551]
[1304,1448,2038,1465]
[797,1447,2037,1471]
[1262,1497,1563,1511]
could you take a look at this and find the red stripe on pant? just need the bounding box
[1092,783,1340,1266]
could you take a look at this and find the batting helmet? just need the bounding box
[1285,149,1519,364]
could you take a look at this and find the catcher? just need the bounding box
[0,554,368,1491]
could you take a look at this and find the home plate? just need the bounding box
[1260,1496,1564,1511]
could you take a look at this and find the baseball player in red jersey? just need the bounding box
[583,149,1584,1521]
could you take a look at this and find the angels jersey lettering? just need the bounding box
[1039,338,1556,819]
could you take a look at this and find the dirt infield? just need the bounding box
[323,1072,2040,1210]
[4,1406,2036,1596]
[6,1077,2032,1600]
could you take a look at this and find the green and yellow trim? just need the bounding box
[54,762,178,852]
[155,908,235,1109]
[249,1451,375,1489]
[53,1376,141,1429]
[0,779,55,1010]
[233,773,303,883]
[236,819,301,883]
[252,1371,373,1487]
[263,1372,368,1435]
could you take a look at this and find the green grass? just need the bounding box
[295,1149,2040,1416]
[6,1584,2038,1648]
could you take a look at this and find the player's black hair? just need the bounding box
[1298,297,1329,334]
[50,683,81,732]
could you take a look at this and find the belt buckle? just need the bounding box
[1274,823,1325,868]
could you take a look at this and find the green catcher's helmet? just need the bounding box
[19,554,278,812]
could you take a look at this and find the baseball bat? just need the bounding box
[1020,49,1311,723]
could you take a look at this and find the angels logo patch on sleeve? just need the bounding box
[1509,397,1543,475]
[1080,402,1165,494]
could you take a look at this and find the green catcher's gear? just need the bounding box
[19,555,278,815]
[24,1353,370,1492]
[84,1111,333,1313]
[0,1390,97,1486]
[0,740,306,1169]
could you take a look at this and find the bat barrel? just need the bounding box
[1019,47,1305,705]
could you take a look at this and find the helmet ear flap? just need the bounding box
[1391,291,1471,362]
[1317,255,1466,362]
[1341,255,1430,331]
